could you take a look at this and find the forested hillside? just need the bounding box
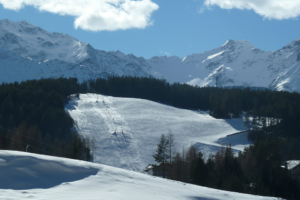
[0,78,91,160]
[1,76,300,156]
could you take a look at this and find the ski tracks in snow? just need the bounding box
[86,94,141,171]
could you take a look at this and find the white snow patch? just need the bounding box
[287,160,300,170]
[286,52,293,59]
[187,78,206,87]
[222,40,229,47]
[207,51,225,60]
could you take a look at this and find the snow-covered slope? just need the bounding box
[270,61,300,93]
[0,150,280,200]
[0,47,102,82]
[65,94,250,171]
[1,19,300,91]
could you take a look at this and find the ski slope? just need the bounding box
[65,94,250,171]
[0,150,281,200]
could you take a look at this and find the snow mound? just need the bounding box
[0,151,98,190]
[0,150,280,200]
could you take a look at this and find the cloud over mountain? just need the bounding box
[0,0,159,31]
[204,0,300,20]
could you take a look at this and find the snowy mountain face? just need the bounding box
[148,39,300,90]
[0,19,151,82]
[0,19,300,92]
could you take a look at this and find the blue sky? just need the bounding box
[0,0,300,58]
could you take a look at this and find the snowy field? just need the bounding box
[65,94,251,171]
[0,150,281,200]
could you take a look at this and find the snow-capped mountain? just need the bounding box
[0,19,151,81]
[1,19,300,92]
[148,38,300,90]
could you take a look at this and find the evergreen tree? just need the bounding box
[153,134,170,178]
[191,151,207,186]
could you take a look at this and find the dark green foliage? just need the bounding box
[158,141,300,199]
[153,134,170,178]
[0,78,91,161]
[190,152,208,186]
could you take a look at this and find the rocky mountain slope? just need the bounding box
[1,19,300,92]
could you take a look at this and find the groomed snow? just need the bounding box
[65,94,251,172]
[0,150,281,200]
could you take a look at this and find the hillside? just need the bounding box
[0,150,280,200]
[65,94,250,171]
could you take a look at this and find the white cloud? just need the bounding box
[160,51,170,56]
[0,0,159,31]
[204,0,300,20]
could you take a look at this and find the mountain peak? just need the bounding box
[221,39,254,49]
[20,20,30,24]
[0,19,12,26]
[222,39,235,47]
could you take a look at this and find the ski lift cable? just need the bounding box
[0,125,81,159]
[0,131,49,154]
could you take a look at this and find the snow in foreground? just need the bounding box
[65,94,251,171]
[0,150,281,200]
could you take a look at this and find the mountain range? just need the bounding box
[1,19,300,92]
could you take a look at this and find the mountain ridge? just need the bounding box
[1,19,300,92]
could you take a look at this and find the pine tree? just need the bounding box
[153,134,170,178]
[167,131,175,179]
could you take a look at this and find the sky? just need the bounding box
[0,0,300,59]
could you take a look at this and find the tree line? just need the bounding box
[88,76,300,138]
[152,134,300,200]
